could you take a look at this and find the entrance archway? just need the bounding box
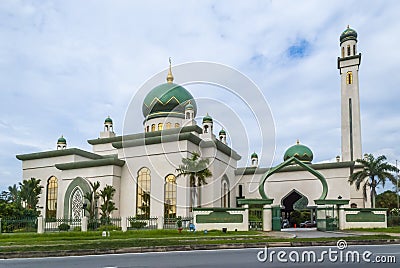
[281,189,314,228]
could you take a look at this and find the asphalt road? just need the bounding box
[1,244,399,268]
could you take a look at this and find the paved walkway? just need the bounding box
[281,228,358,238]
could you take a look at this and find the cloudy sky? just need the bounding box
[1,0,399,192]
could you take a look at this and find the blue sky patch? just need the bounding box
[287,39,311,58]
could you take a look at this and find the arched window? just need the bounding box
[146,126,149,132]
[353,45,356,55]
[341,47,345,58]
[238,185,243,198]
[136,167,151,219]
[164,175,177,218]
[151,124,155,132]
[204,125,209,133]
[175,123,180,128]
[221,179,230,208]
[346,71,353,84]
[166,122,171,129]
[46,176,58,218]
[347,45,351,56]
[70,187,84,219]
[158,123,163,131]
[186,112,190,119]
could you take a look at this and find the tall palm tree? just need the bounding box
[176,152,212,212]
[19,178,43,209]
[349,154,398,208]
[8,184,20,205]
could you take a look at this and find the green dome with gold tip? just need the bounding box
[340,26,358,44]
[57,135,67,144]
[284,140,313,163]
[202,113,213,123]
[142,60,197,120]
[251,152,258,159]
[104,116,113,123]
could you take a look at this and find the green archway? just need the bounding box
[258,156,328,201]
[63,177,91,218]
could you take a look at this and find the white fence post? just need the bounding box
[157,217,163,229]
[81,217,88,232]
[37,216,44,234]
[121,217,127,232]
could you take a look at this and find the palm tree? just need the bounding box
[19,178,43,209]
[176,152,212,212]
[84,181,101,219]
[8,184,21,205]
[99,185,117,223]
[349,154,398,208]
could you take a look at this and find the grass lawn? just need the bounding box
[0,229,396,253]
[350,226,400,233]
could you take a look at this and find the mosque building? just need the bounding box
[17,27,374,229]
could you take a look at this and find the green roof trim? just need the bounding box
[87,125,203,145]
[236,161,358,175]
[193,207,246,211]
[55,158,125,170]
[259,156,328,201]
[314,199,350,205]
[343,208,388,212]
[112,131,241,160]
[16,148,102,161]
[237,198,274,205]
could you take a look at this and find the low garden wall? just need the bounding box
[193,207,248,231]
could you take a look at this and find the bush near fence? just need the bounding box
[127,217,158,230]
[388,215,400,227]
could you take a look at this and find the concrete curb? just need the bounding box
[1,239,399,259]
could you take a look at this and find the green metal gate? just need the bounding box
[249,204,263,230]
[272,206,281,231]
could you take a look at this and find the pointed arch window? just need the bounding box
[151,124,155,132]
[166,122,172,129]
[353,45,356,55]
[346,71,353,84]
[347,45,351,56]
[70,187,84,219]
[158,123,163,131]
[221,180,230,208]
[46,176,58,218]
[164,175,177,218]
[341,47,345,58]
[175,123,180,128]
[136,167,151,219]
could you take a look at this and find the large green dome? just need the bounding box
[340,26,357,44]
[142,83,197,120]
[284,141,313,163]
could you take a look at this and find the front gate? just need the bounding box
[248,204,263,230]
[272,206,281,231]
[317,206,338,231]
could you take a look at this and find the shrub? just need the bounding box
[58,223,70,231]
[88,220,100,230]
[130,220,147,229]
[73,226,81,232]
[98,224,121,231]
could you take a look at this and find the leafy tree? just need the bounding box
[84,181,100,219]
[349,154,398,208]
[99,185,117,222]
[376,190,398,211]
[19,178,43,210]
[176,152,212,211]
[8,184,20,205]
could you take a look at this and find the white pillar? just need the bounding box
[81,217,88,232]
[121,217,127,232]
[243,204,249,231]
[338,207,346,230]
[37,216,44,234]
[263,205,272,231]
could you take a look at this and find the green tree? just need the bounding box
[19,178,43,210]
[84,181,100,219]
[349,154,398,208]
[7,184,21,205]
[99,185,117,223]
[176,152,212,211]
[376,190,398,211]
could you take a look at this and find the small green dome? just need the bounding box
[340,26,357,44]
[284,141,313,163]
[142,83,197,120]
[219,129,226,135]
[185,102,194,110]
[57,136,66,144]
[104,116,113,124]
[202,113,213,123]
[251,152,258,159]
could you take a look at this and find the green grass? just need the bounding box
[350,226,400,233]
[0,229,397,254]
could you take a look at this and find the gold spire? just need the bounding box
[166,57,174,83]
[347,25,350,29]
[296,139,300,144]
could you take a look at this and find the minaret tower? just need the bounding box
[338,26,362,162]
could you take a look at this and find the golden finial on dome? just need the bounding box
[296,139,300,144]
[166,57,174,83]
[347,25,350,29]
